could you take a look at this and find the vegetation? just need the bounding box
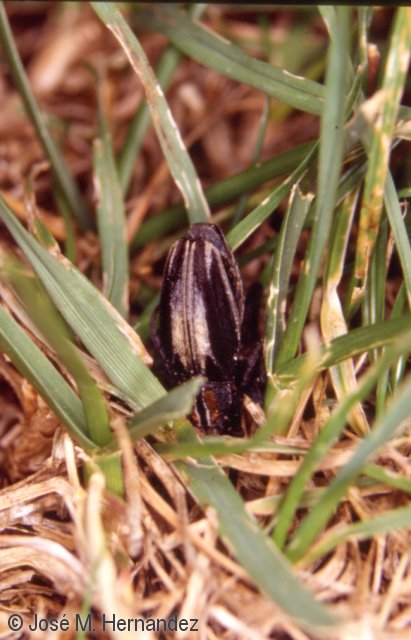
[0,4,410,638]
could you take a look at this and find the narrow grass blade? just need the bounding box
[366,219,389,415]
[137,4,325,116]
[384,172,411,310]
[103,378,204,452]
[134,292,159,342]
[358,7,373,79]
[286,372,411,563]
[364,219,387,345]
[390,284,408,391]
[0,305,95,453]
[265,183,314,376]
[0,3,92,230]
[54,188,76,263]
[94,81,129,318]
[118,47,181,196]
[0,193,163,410]
[364,463,411,494]
[304,505,411,566]
[321,188,369,435]
[275,8,349,368]
[276,314,411,386]
[352,8,411,304]
[231,96,271,227]
[174,423,336,630]
[131,141,315,250]
[118,4,207,195]
[226,143,317,250]
[91,2,210,225]
[156,438,305,460]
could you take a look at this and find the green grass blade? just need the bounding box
[231,96,271,227]
[134,292,160,342]
[103,378,204,452]
[384,172,411,309]
[0,3,92,230]
[364,219,387,341]
[94,82,129,318]
[286,371,411,563]
[352,8,411,304]
[131,141,316,250]
[275,8,349,368]
[367,219,389,414]
[364,463,411,494]
[226,143,318,250]
[265,183,314,377]
[156,438,305,460]
[174,423,336,630]
[118,4,207,195]
[304,505,411,566]
[54,188,76,263]
[390,284,408,391]
[358,7,373,86]
[137,4,325,116]
[0,305,95,453]
[118,46,181,196]
[321,188,368,435]
[91,2,210,225]
[276,314,411,385]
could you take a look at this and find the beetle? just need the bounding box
[151,223,265,436]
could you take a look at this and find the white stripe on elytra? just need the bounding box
[211,247,242,341]
[170,241,190,368]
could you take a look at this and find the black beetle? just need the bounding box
[151,223,265,435]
